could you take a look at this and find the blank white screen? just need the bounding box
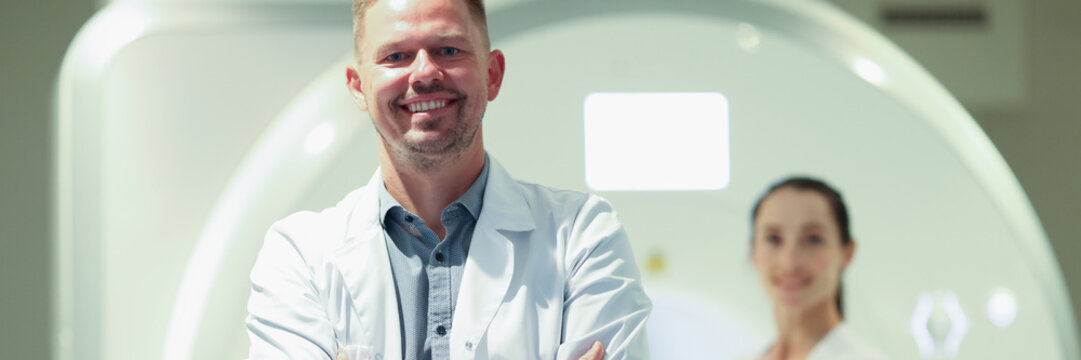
[584,92,730,191]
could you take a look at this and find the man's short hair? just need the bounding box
[352,0,491,53]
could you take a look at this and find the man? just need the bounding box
[245,0,651,358]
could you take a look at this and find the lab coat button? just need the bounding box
[465,341,473,351]
[436,325,447,335]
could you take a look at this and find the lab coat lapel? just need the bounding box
[330,169,402,360]
[451,159,535,358]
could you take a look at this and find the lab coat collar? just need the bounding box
[332,169,402,360]
[450,157,535,357]
[474,156,536,232]
[335,156,535,359]
[348,155,535,236]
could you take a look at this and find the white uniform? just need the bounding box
[740,324,888,360]
[245,158,652,360]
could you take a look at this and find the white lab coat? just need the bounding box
[246,158,652,360]
[739,324,888,360]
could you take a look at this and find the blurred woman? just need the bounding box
[747,177,886,360]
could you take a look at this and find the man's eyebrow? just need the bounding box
[429,31,470,45]
[371,41,404,57]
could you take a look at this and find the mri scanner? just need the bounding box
[54,0,1079,359]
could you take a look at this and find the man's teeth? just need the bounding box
[409,100,448,112]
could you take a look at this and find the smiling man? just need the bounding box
[244,0,652,359]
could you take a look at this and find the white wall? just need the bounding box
[978,1,1081,340]
[0,0,94,358]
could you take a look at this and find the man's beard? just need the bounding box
[379,83,484,171]
[402,101,478,155]
[398,115,481,172]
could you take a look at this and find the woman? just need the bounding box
[747,177,886,360]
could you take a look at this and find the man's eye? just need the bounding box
[439,47,460,56]
[385,53,405,62]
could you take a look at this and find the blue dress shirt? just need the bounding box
[378,158,489,360]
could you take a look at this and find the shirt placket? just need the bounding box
[426,208,458,359]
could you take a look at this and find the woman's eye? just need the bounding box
[807,235,823,245]
[766,235,781,245]
[439,47,460,56]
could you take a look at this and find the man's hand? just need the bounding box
[578,341,604,360]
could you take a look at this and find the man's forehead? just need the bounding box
[361,4,478,52]
[382,20,468,38]
[383,0,411,11]
[363,0,472,36]
[360,22,471,54]
[365,0,468,23]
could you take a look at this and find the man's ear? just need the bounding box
[346,65,368,111]
[486,49,506,102]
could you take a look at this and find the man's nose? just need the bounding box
[409,50,443,86]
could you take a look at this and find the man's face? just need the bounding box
[347,0,505,164]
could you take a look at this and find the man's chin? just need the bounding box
[403,136,455,154]
[404,129,477,153]
[404,131,449,148]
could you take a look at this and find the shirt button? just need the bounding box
[404,215,414,222]
[436,325,447,336]
[434,252,445,262]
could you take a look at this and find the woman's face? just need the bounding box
[752,188,853,312]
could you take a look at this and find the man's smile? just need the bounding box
[403,99,453,113]
[398,94,460,114]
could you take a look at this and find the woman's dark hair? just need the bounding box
[750,176,852,318]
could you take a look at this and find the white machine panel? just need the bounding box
[55,1,1077,359]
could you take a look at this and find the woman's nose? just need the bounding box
[777,245,801,271]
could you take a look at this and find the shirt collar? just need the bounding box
[456,154,489,219]
[378,153,490,224]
